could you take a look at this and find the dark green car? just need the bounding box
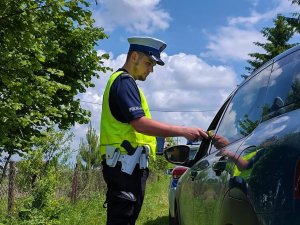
[165,44,300,225]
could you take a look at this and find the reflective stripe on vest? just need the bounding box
[100,71,157,160]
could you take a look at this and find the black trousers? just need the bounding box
[102,161,149,225]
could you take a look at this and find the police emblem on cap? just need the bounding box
[128,36,167,66]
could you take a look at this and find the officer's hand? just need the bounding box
[198,128,209,140]
[183,127,208,141]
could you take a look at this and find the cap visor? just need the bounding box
[150,55,164,66]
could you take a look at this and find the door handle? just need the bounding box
[191,170,198,181]
[190,160,209,181]
[212,159,227,176]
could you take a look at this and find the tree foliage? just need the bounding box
[165,137,177,147]
[13,128,73,222]
[77,123,101,170]
[245,0,300,76]
[238,114,259,137]
[291,0,300,5]
[286,1,300,34]
[2,126,73,183]
[0,0,110,157]
[245,15,297,75]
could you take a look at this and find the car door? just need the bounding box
[176,97,234,225]
[191,63,272,225]
[192,140,243,225]
[175,98,232,225]
[176,167,196,225]
[231,47,300,225]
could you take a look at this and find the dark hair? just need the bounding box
[126,51,145,63]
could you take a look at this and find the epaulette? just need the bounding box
[120,72,133,79]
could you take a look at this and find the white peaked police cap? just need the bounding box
[128,36,167,66]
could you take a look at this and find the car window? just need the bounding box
[262,49,300,121]
[192,97,232,163]
[215,66,271,144]
[189,146,199,160]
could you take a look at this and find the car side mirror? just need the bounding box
[163,145,190,165]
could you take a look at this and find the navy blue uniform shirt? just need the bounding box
[109,69,145,123]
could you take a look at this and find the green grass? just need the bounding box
[0,173,170,225]
[58,173,170,225]
[58,193,107,225]
[136,174,169,225]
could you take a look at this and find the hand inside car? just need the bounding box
[212,134,230,149]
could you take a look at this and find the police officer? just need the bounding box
[100,36,208,225]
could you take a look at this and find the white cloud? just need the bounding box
[140,53,237,130]
[71,0,300,155]
[203,27,265,61]
[228,0,298,27]
[81,91,102,111]
[203,0,300,62]
[140,53,237,112]
[228,11,268,27]
[73,50,238,150]
[93,0,171,33]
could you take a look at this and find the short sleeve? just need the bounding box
[109,74,145,123]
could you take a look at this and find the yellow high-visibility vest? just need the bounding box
[100,71,157,160]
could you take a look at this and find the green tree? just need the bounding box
[0,0,110,162]
[238,114,259,136]
[285,1,300,33]
[291,0,300,6]
[165,137,177,147]
[77,123,101,170]
[14,128,73,222]
[245,15,296,75]
[7,126,73,185]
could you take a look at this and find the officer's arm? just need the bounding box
[130,116,208,141]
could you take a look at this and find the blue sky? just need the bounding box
[72,0,300,156]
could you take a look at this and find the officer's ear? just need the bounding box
[130,51,139,62]
[131,51,145,64]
